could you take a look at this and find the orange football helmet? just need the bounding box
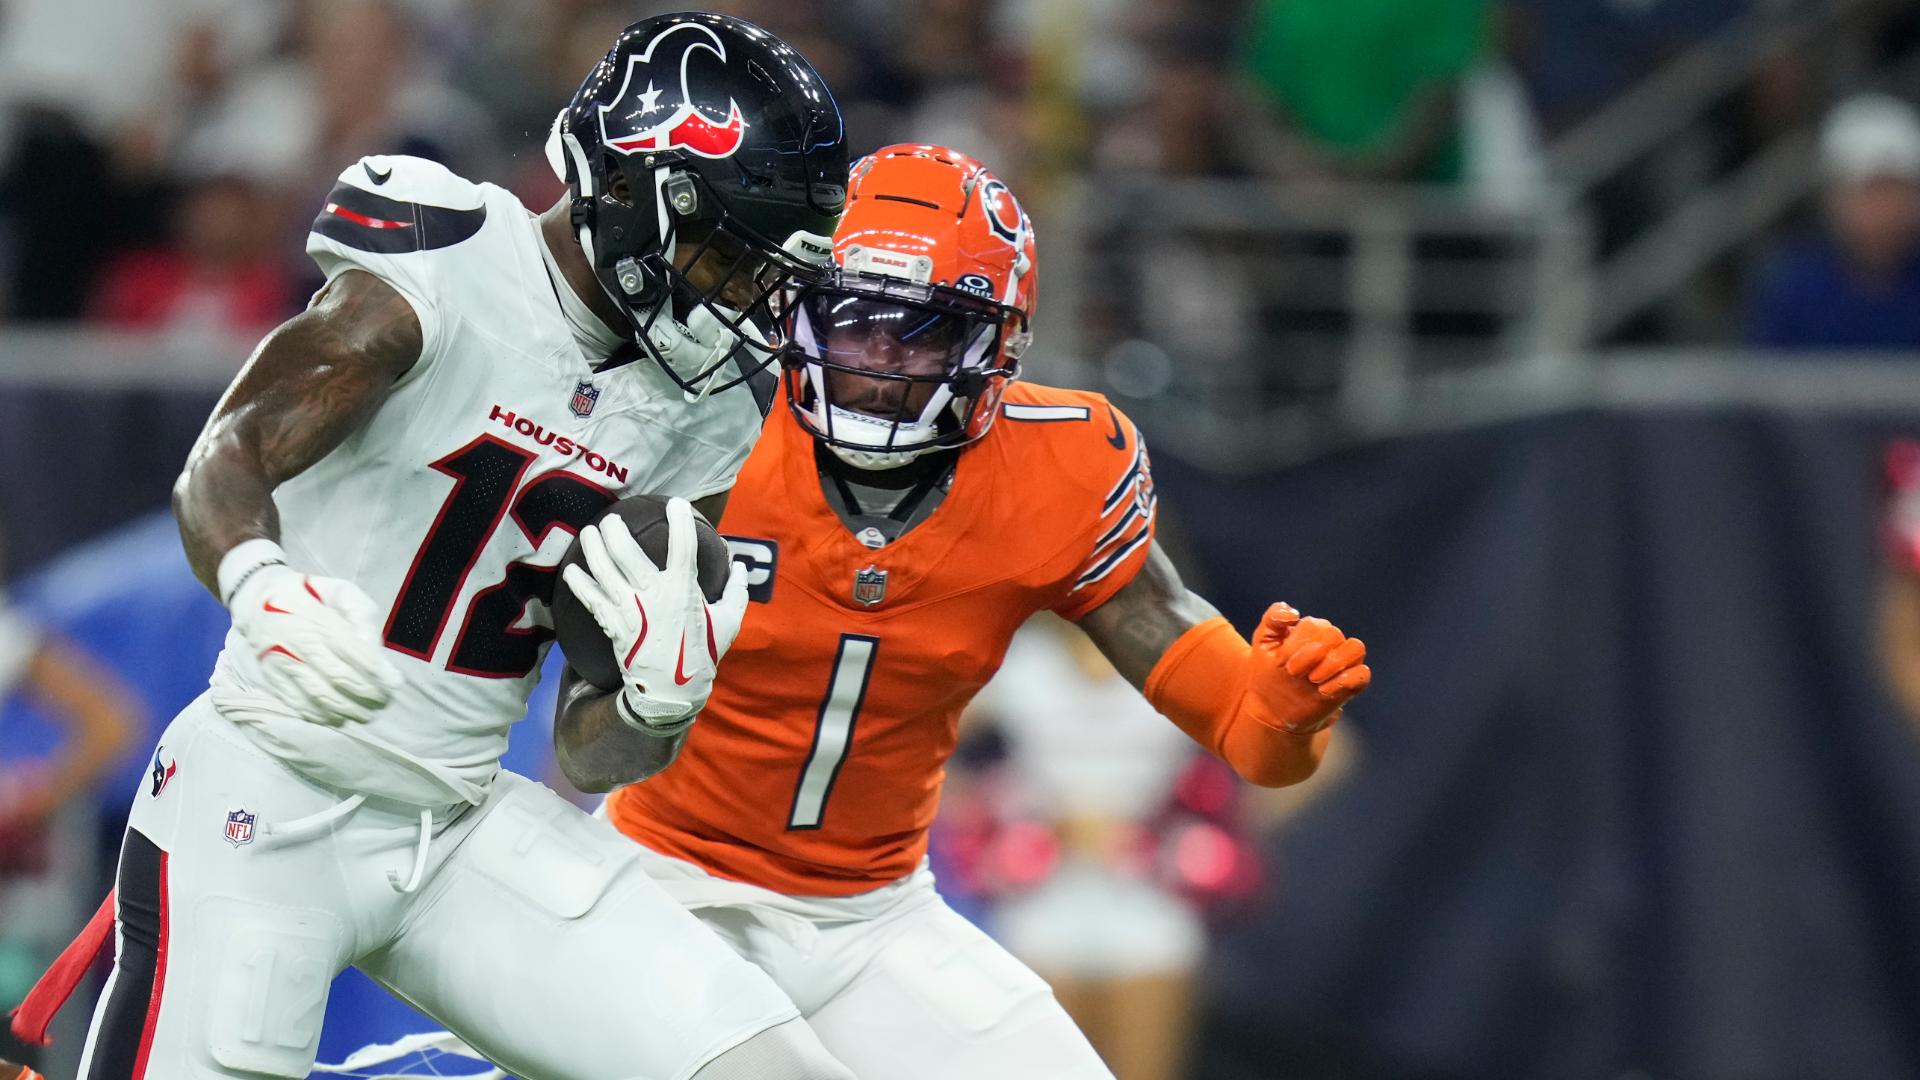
[781,144,1037,467]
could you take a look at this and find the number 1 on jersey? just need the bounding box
[788,635,879,830]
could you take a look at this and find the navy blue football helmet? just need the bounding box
[547,12,848,398]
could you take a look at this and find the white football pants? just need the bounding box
[76,694,803,1080]
[629,842,1117,1080]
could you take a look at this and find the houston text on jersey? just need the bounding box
[487,404,631,482]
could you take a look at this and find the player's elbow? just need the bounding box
[1231,751,1320,788]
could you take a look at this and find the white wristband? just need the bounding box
[615,690,697,737]
[217,538,290,607]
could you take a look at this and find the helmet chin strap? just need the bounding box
[817,396,945,470]
[827,441,934,470]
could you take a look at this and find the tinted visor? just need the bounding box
[792,290,1001,421]
[804,295,986,370]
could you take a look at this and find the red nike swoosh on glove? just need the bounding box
[624,597,649,667]
[263,601,291,614]
[674,634,693,685]
[258,644,303,663]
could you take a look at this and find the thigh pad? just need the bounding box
[192,895,347,1078]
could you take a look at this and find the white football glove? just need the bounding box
[221,540,404,726]
[559,498,749,732]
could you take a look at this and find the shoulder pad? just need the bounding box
[310,155,488,255]
[999,384,1139,456]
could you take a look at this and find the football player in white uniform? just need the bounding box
[21,14,859,1080]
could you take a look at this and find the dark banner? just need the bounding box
[0,385,217,575]
[1159,411,1920,1080]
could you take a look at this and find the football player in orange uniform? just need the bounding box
[582,144,1373,1078]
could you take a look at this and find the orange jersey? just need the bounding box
[606,381,1158,895]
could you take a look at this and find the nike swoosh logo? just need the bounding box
[624,598,649,668]
[673,635,693,685]
[263,601,291,614]
[364,162,393,185]
[1104,406,1126,449]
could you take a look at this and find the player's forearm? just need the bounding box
[174,434,284,593]
[554,681,688,792]
[1145,617,1334,787]
[1077,543,1222,689]
[1210,706,1331,787]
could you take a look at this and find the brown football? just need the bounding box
[551,496,731,691]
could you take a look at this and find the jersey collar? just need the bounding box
[536,220,627,361]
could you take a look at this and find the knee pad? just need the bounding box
[191,896,347,1078]
[691,1019,853,1080]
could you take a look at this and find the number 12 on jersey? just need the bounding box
[788,634,879,830]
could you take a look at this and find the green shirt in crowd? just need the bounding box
[1242,0,1487,182]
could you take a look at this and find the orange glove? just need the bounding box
[1146,604,1372,787]
[1242,603,1371,735]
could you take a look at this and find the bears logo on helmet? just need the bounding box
[977,177,1025,246]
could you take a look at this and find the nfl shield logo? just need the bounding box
[569,380,601,418]
[853,565,888,607]
[224,809,257,847]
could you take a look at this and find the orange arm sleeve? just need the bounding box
[1144,616,1332,788]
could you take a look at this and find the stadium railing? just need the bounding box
[1033,178,1594,474]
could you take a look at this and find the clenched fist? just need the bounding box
[1244,603,1370,734]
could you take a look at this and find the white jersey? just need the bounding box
[209,154,762,808]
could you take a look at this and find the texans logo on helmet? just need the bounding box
[599,22,747,160]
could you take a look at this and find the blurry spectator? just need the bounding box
[1879,439,1920,727]
[966,617,1217,1080]
[0,0,280,321]
[0,109,119,322]
[1238,0,1489,183]
[85,172,297,345]
[894,0,1033,183]
[452,0,633,200]
[0,535,138,1073]
[177,0,496,199]
[1091,26,1246,180]
[1880,439,1920,744]
[0,0,276,142]
[1746,94,1920,351]
[1510,0,1744,137]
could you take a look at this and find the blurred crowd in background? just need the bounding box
[7,2,1920,1079]
[0,0,1917,356]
